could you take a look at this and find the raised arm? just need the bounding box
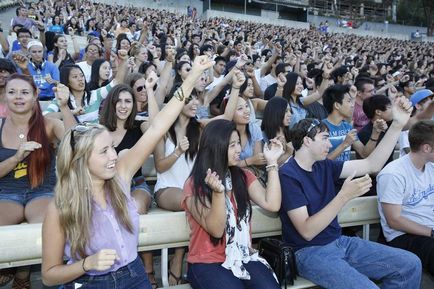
[340,97,412,178]
[117,55,214,181]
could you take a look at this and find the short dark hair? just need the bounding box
[0,58,17,74]
[362,94,391,119]
[214,56,226,65]
[355,77,374,92]
[16,27,32,38]
[322,84,351,114]
[289,118,329,151]
[409,120,434,152]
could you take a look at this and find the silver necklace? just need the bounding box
[18,133,25,140]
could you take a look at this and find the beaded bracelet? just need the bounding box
[265,164,278,171]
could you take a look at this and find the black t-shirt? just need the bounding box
[115,121,143,178]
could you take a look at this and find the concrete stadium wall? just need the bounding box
[203,9,310,29]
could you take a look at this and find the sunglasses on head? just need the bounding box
[306,119,321,136]
[70,123,98,151]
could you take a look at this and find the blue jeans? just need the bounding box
[295,236,422,289]
[187,261,280,289]
[63,256,151,289]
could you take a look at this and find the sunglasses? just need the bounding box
[70,123,98,150]
[136,85,146,92]
[306,119,321,136]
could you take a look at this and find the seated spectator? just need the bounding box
[279,97,422,287]
[182,119,283,289]
[44,50,127,123]
[153,70,243,285]
[76,43,103,82]
[87,59,111,91]
[377,120,434,277]
[41,55,214,289]
[353,78,375,131]
[0,74,70,288]
[0,59,17,117]
[14,40,60,100]
[47,15,64,34]
[322,85,386,161]
[399,89,434,157]
[261,96,293,166]
[99,80,158,287]
[47,35,78,69]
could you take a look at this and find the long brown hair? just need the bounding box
[7,74,52,188]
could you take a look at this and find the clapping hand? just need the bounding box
[263,138,284,165]
[204,169,225,194]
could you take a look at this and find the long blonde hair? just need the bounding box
[55,124,133,259]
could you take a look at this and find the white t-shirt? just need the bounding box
[398,130,410,158]
[77,61,92,83]
[259,73,276,93]
[377,154,434,242]
[205,74,224,92]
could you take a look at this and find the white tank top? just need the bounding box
[154,137,195,192]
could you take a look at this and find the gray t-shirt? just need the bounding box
[377,154,434,242]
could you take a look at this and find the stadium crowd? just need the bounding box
[0,0,433,288]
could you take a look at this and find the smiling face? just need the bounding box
[136,47,148,63]
[120,39,131,51]
[5,78,37,114]
[181,95,199,118]
[293,77,304,96]
[88,130,118,181]
[115,91,134,120]
[132,77,147,104]
[242,79,254,99]
[233,97,250,125]
[227,131,241,166]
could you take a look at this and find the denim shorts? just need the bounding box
[0,189,53,206]
[131,176,152,194]
[63,256,152,289]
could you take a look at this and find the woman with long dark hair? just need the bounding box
[87,59,111,91]
[153,70,245,285]
[44,50,128,123]
[182,119,283,289]
[261,96,293,165]
[0,74,70,288]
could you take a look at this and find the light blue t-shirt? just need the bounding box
[240,122,263,160]
[322,119,354,161]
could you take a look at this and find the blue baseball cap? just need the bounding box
[410,89,434,106]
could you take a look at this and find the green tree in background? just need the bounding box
[397,0,433,36]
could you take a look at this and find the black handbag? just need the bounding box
[258,238,297,288]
